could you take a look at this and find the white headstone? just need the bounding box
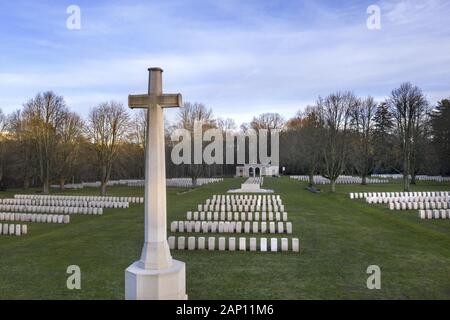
[281,238,288,251]
[250,238,257,251]
[260,238,267,252]
[292,238,300,252]
[270,238,277,252]
[15,224,21,236]
[229,237,236,251]
[239,237,246,251]
[208,237,215,251]
[178,236,186,250]
[269,222,275,234]
[168,236,175,250]
[218,237,226,251]
[277,222,284,233]
[188,237,196,250]
[198,237,206,250]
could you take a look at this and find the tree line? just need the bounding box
[281,83,450,192]
[0,82,448,194]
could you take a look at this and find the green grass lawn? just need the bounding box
[0,177,449,300]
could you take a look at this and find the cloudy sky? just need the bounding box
[0,0,449,125]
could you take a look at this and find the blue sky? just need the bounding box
[1,0,449,125]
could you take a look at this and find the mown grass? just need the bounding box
[0,177,449,300]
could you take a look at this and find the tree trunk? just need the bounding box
[59,178,65,191]
[330,179,336,193]
[42,161,50,194]
[361,175,367,185]
[308,172,314,187]
[403,142,410,192]
[403,172,410,192]
[101,165,108,196]
[43,177,49,194]
[411,172,416,185]
[23,177,30,189]
[101,182,107,196]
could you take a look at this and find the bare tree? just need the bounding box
[284,106,324,186]
[0,109,9,187]
[216,117,237,176]
[22,91,68,194]
[55,112,84,190]
[217,118,236,133]
[317,92,356,192]
[349,96,377,184]
[175,102,215,186]
[87,101,130,196]
[250,113,285,130]
[7,110,35,188]
[130,109,147,150]
[388,83,428,191]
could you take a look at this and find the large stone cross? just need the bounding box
[125,68,186,300]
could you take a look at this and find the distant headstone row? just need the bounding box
[371,174,450,182]
[419,210,450,219]
[291,175,388,184]
[228,177,274,193]
[51,178,224,189]
[243,177,264,185]
[365,195,450,211]
[14,194,144,203]
[187,211,288,222]
[0,223,28,236]
[0,213,70,224]
[211,194,281,201]
[349,190,450,220]
[201,194,284,212]
[0,205,104,215]
[170,220,293,234]
[1,198,128,208]
[168,236,300,252]
[349,191,450,200]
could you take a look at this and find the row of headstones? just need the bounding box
[243,177,263,185]
[419,210,450,219]
[388,201,449,211]
[0,199,129,209]
[210,194,281,203]
[198,203,285,213]
[0,205,104,215]
[168,236,300,252]
[14,194,144,203]
[187,211,288,222]
[0,213,70,224]
[290,175,388,184]
[366,196,450,205]
[126,178,224,188]
[349,191,450,199]
[54,180,138,188]
[0,223,28,236]
[171,220,293,234]
[371,174,450,182]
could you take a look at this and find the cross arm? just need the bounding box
[128,93,183,109]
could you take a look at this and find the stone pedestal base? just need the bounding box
[125,260,187,300]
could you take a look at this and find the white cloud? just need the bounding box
[1,0,449,123]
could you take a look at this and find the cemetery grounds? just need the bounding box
[0,177,449,299]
